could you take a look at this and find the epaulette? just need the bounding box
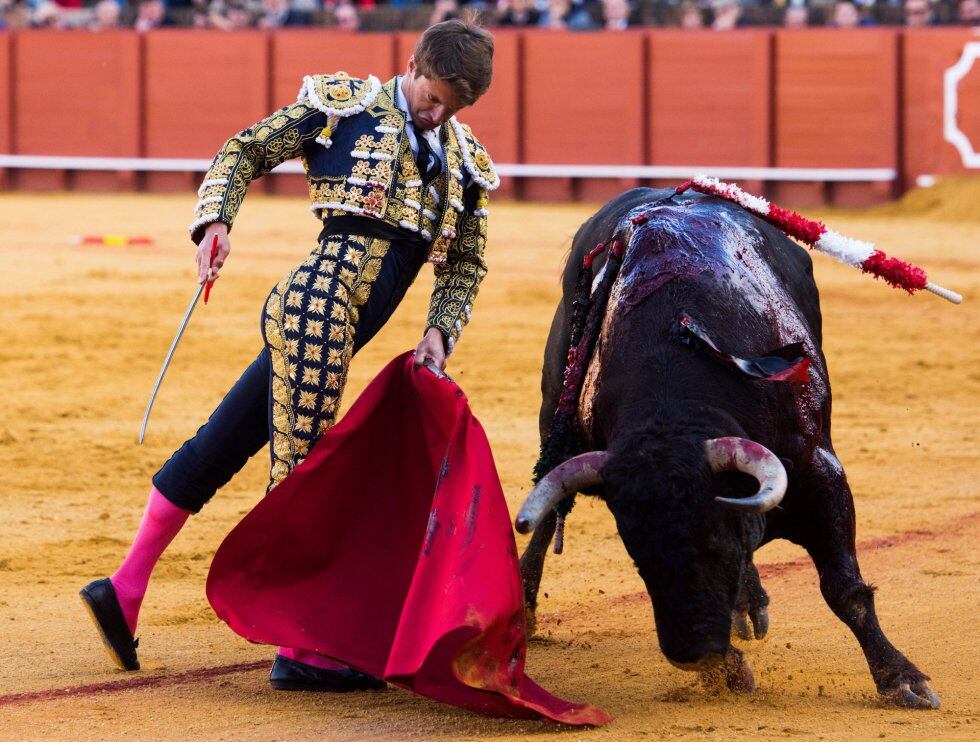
[297,72,382,118]
[450,119,500,191]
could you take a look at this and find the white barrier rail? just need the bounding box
[0,155,897,183]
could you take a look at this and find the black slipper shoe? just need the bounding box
[79,578,140,671]
[269,654,386,692]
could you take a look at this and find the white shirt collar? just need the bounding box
[395,75,444,164]
[395,75,412,123]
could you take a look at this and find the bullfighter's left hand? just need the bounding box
[415,327,447,372]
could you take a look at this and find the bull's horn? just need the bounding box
[704,437,787,513]
[515,452,610,534]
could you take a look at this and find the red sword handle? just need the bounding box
[203,233,219,304]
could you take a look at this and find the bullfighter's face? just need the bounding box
[401,57,466,131]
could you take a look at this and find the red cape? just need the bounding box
[206,352,610,726]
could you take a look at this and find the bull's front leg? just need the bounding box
[793,447,940,709]
[518,511,557,636]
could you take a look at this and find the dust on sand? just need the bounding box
[0,190,977,740]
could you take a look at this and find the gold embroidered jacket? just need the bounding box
[189,73,499,352]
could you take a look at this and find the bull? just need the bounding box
[516,187,940,709]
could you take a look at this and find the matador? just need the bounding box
[80,18,499,692]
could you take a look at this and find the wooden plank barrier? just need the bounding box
[0,33,10,191]
[143,30,270,193]
[647,29,772,194]
[4,29,980,206]
[773,29,899,207]
[902,29,980,189]
[521,30,647,202]
[12,30,140,192]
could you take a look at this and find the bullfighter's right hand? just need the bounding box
[197,222,231,283]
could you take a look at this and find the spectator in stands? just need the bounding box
[333,0,359,31]
[30,0,66,27]
[904,0,935,24]
[90,0,122,28]
[710,0,743,29]
[209,0,255,29]
[958,0,979,23]
[497,0,542,27]
[678,0,705,28]
[568,0,599,29]
[601,0,635,28]
[257,0,310,27]
[540,0,597,29]
[539,0,568,27]
[163,0,210,28]
[783,2,809,27]
[134,0,173,30]
[829,0,861,26]
[430,0,460,25]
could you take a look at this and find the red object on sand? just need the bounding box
[207,353,611,726]
[73,235,155,246]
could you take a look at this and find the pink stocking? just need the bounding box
[110,487,190,634]
[278,647,349,671]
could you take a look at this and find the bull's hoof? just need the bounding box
[731,606,769,641]
[731,610,752,640]
[723,648,756,693]
[880,679,940,710]
[695,648,756,694]
[749,606,769,639]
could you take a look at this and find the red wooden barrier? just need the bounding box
[521,30,647,202]
[272,30,397,107]
[4,28,980,206]
[0,33,10,190]
[903,29,980,189]
[648,30,772,193]
[774,29,899,206]
[144,30,270,192]
[13,30,140,191]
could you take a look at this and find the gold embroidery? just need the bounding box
[426,202,489,349]
[262,234,392,492]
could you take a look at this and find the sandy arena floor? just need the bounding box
[0,189,977,740]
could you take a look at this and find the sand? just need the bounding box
[0,190,977,740]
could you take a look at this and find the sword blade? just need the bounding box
[138,281,207,444]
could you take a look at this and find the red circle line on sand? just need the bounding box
[0,661,268,709]
[2,511,975,709]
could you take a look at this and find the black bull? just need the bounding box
[516,188,939,709]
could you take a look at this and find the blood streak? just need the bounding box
[422,508,441,556]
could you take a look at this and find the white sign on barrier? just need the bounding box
[944,41,980,168]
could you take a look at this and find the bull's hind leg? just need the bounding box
[791,446,939,709]
[519,512,557,635]
[732,559,770,641]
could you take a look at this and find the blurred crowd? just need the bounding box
[0,0,976,32]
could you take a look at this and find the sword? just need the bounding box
[138,235,220,444]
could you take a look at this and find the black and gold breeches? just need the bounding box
[154,232,427,513]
